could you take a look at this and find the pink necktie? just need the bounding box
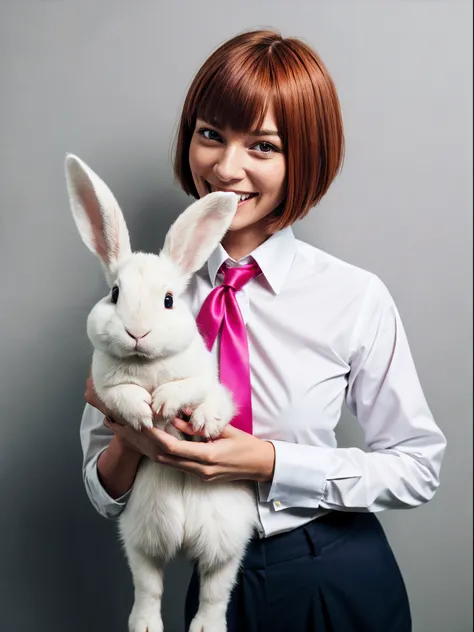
[196,261,261,434]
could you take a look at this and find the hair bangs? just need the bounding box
[194,57,273,134]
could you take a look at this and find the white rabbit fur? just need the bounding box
[65,154,259,632]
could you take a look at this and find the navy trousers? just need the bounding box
[185,511,412,632]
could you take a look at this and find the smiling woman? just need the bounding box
[174,30,345,236]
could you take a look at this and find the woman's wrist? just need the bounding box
[256,440,275,483]
[109,432,142,461]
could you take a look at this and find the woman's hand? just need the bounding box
[104,411,275,483]
[115,413,276,484]
[102,418,170,462]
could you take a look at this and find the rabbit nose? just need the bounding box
[125,328,151,341]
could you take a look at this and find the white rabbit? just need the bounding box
[65,154,259,632]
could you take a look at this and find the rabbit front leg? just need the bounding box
[152,377,209,421]
[126,546,165,632]
[191,383,236,439]
[100,384,153,430]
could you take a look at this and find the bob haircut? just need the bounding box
[173,29,345,232]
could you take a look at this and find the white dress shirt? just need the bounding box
[80,226,447,538]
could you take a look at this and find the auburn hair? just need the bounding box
[173,29,345,231]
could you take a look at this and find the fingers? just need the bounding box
[104,415,126,431]
[103,417,121,433]
[148,425,213,463]
[157,454,219,481]
[172,417,206,437]
[103,418,132,443]
[103,411,215,465]
[176,407,194,422]
[104,416,215,474]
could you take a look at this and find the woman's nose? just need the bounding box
[213,146,245,183]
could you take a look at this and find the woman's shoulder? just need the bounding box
[294,238,382,289]
[292,237,396,315]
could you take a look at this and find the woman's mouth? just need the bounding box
[236,194,258,207]
[206,182,259,206]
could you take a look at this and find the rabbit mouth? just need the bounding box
[126,346,155,361]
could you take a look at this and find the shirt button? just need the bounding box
[275,500,281,508]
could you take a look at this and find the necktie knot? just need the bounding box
[221,261,261,292]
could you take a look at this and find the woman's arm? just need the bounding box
[96,433,143,500]
[80,402,135,519]
[257,275,447,513]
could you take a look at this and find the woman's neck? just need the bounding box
[221,222,272,261]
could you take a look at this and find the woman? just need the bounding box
[80,29,447,631]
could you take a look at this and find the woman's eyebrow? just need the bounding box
[197,118,280,138]
[197,117,220,127]
[250,129,280,137]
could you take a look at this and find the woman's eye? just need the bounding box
[199,128,222,142]
[164,293,173,309]
[253,141,277,154]
[111,286,119,304]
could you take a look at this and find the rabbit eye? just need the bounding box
[111,286,119,304]
[164,293,173,309]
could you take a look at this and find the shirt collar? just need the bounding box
[206,226,297,295]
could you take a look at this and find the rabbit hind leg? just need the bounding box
[188,553,243,632]
[126,545,166,632]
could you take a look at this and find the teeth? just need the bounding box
[208,184,255,201]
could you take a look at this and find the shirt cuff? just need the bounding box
[257,440,361,512]
[83,448,132,519]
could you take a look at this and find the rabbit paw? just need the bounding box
[128,608,163,632]
[152,382,188,420]
[188,613,226,632]
[119,391,153,431]
[191,399,231,439]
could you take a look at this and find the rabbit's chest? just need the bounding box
[138,363,177,391]
[113,359,188,392]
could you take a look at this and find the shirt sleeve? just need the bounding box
[80,403,132,519]
[258,274,447,513]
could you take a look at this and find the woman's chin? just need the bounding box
[228,219,254,233]
[229,210,271,232]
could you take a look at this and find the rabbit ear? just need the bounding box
[162,192,238,276]
[65,154,132,285]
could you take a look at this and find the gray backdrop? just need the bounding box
[1,2,472,631]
